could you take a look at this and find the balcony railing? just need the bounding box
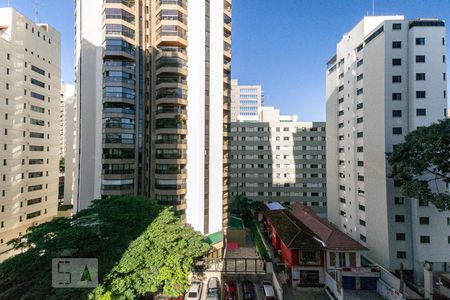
[105,0,135,9]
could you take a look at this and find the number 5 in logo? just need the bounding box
[57,260,72,285]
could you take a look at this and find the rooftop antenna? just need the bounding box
[372,0,375,16]
[7,0,10,7]
[34,0,39,22]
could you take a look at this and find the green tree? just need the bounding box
[0,196,209,299]
[389,119,450,211]
[90,208,209,299]
[229,194,259,218]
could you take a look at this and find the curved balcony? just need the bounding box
[156,47,187,61]
[156,31,187,47]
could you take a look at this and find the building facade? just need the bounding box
[61,84,76,206]
[0,8,61,260]
[230,79,263,121]
[326,16,449,283]
[230,107,327,215]
[75,0,231,236]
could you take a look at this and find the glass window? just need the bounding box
[416,37,425,45]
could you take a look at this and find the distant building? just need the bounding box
[0,8,61,260]
[230,106,327,215]
[231,79,263,121]
[326,16,449,284]
[61,84,76,206]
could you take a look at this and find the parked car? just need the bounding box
[242,281,256,300]
[260,281,276,300]
[185,280,202,300]
[206,277,220,300]
[224,280,237,300]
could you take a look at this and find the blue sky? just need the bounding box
[2,0,449,121]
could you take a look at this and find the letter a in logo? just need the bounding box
[80,265,92,282]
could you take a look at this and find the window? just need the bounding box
[338,253,347,267]
[419,217,429,225]
[395,215,405,223]
[28,184,42,192]
[416,55,425,63]
[420,236,430,244]
[393,127,402,135]
[356,74,363,81]
[356,103,363,109]
[31,78,45,88]
[416,37,425,45]
[392,76,402,83]
[357,117,363,123]
[392,110,402,117]
[30,105,45,113]
[397,251,406,259]
[392,41,402,48]
[26,210,41,220]
[30,118,45,126]
[30,132,44,139]
[392,23,402,30]
[359,219,366,226]
[392,58,402,66]
[416,73,426,81]
[416,91,426,99]
[31,65,45,76]
[360,234,367,242]
[27,198,42,206]
[29,145,44,151]
[396,233,406,241]
[359,204,365,211]
[392,93,402,100]
[31,91,45,101]
[357,59,363,67]
[356,88,363,95]
[416,109,426,116]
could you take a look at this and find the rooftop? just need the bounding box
[291,204,367,251]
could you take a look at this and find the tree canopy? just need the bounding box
[0,196,210,299]
[389,119,450,211]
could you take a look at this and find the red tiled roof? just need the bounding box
[265,210,324,250]
[290,204,368,251]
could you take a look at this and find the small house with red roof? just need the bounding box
[264,203,380,290]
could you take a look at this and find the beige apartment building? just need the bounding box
[230,107,327,216]
[0,8,61,260]
[75,0,232,240]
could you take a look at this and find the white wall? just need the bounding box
[186,0,206,234]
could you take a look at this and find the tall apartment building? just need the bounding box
[75,0,231,237]
[230,107,327,216]
[61,84,76,206]
[0,8,61,260]
[326,16,449,283]
[231,79,263,121]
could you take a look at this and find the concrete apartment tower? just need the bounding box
[230,79,263,121]
[75,0,231,239]
[230,107,327,216]
[0,8,61,260]
[326,16,449,283]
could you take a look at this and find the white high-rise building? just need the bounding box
[231,79,263,121]
[75,0,231,245]
[326,16,449,283]
[0,8,61,260]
